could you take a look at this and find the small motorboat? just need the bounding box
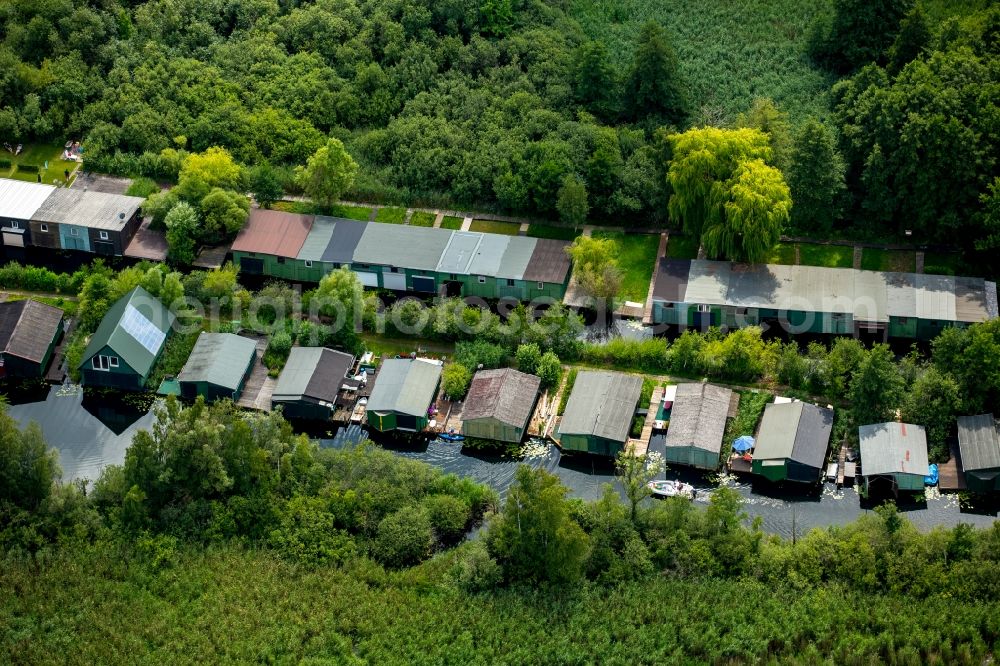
[647,479,695,500]
[439,430,465,442]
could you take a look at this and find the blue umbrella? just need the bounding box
[732,436,755,452]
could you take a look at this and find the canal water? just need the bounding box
[6,386,997,539]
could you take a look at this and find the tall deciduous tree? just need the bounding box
[295,138,359,209]
[164,201,199,265]
[200,188,249,242]
[250,163,284,209]
[574,40,617,120]
[175,147,243,203]
[809,0,914,72]
[486,466,589,584]
[888,2,930,73]
[624,21,686,126]
[566,236,623,310]
[900,367,961,459]
[736,98,793,174]
[788,118,846,232]
[615,451,663,523]
[849,344,905,426]
[975,176,1000,251]
[556,174,589,230]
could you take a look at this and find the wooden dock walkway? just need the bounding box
[627,386,664,457]
[939,441,966,491]
[45,318,76,383]
[527,369,569,439]
[236,337,275,411]
[642,233,668,325]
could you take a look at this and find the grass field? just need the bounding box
[798,243,853,268]
[666,234,699,260]
[593,231,659,302]
[374,206,407,224]
[409,211,436,227]
[527,224,578,241]
[923,251,963,276]
[569,0,834,124]
[766,243,796,265]
[440,216,464,230]
[861,248,915,273]
[470,219,521,235]
[0,143,78,186]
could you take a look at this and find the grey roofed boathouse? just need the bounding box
[366,358,443,433]
[558,370,642,457]
[663,382,733,470]
[957,414,1000,493]
[461,368,541,443]
[0,299,64,378]
[272,347,356,421]
[177,332,257,402]
[752,402,833,484]
[859,422,929,492]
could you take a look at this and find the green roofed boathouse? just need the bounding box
[176,332,257,402]
[366,358,443,433]
[557,370,642,457]
[79,286,175,391]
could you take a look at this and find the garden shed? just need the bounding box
[461,368,541,443]
[272,347,356,421]
[0,299,64,378]
[663,382,733,470]
[366,358,443,433]
[858,422,929,494]
[752,401,833,484]
[956,414,1000,493]
[557,370,642,457]
[177,332,257,402]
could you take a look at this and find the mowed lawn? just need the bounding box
[861,248,916,273]
[798,243,853,268]
[470,219,521,235]
[1,143,78,186]
[527,224,578,241]
[374,206,407,224]
[409,211,436,227]
[592,231,660,302]
[440,215,464,230]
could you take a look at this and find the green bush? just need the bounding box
[0,158,11,169]
[441,363,472,399]
[558,368,578,415]
[374,506,434,568]
[515,343,542,375]
[17,163,40,173]
[455,340,507,371]
[536,351,562,389]
[125,177,160,198]
[422,494,470,544]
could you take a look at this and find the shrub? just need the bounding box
[0,158,11,169]
[536,351,562,389]
[441,363,472,400]
[17,163,40,173]
[125,177,160,198]
[515,343,542,374]
[455,340,507,371]
[374,506,434,568]
[450,541,502,593]
[422,494,470,544]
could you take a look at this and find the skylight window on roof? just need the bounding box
[120,304,166,353]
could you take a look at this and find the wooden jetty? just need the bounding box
[627,385,664,457]
[527,368,569,439]
[236,336,276,411]
[45,317,76,384]
[938,441,966,491]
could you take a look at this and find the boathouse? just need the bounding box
[858,422,929,493]
[79,286,175,390]
[272,347,356,421]
[752,401,833,484]
[30,188,143,256]
[366,358,442,433]
[956,414,1000,493]
[662,382,733,470]
[176,332,257,402]
[0,299,64,378]
[557,370,642,457]
[461,368,541,443]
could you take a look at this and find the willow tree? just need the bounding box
[701,159,791,263]
[667,127,789,263]
[566,235,622,310]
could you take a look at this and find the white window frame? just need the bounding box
[8,220,20,229]
[537,281,544,290]
[99,230,110,240]
[477,276,486,284]
[109,356,119,368]
[70,227,79,236]
[697,304,711,313]
[304,260,313,268]
[40,223,48,232]
[92,354,117,371]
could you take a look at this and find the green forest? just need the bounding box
[1,0,999,259]
[3,398,1000,663]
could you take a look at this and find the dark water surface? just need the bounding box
[6,386,996,538]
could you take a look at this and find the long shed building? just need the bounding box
[663,382,732,470]
[650,259,997,341]
[557,370,642,457]
[0,179,55,249]
[956,414,1000,493]
[30,188,144,256]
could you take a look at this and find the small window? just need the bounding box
[391,266,401,273]
[109,356,119,368]
[507,279,515,287]
[898,317,909,325]
[477,276,486,284]
[70,228,79,236]
[9,221,20,229]
[99,230,109,240]
[277,256,285,264]
[449,274,457,280]
[250,252,257,257]
[662,302,675,309]
[304,260,313,268]
[40,223,48,232]
[697,304,711,313]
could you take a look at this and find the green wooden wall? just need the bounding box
[663,446,720,470]
[462,417,524,443]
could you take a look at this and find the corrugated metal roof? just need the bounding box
[297,216,336,262]
[32,188,143,230]
[273,347,355,404]
[859,422,929,477]
[462,368,541,429]
[957,414,1000,472]
[663,382,732,453]
[436,231,482,274]
[495,236,536,280]
[81,287,175,377]
[915,274,956,321]
[353,223,452,271]
[522,238,572,283]
[684,260,730,305]
[0,178,56,220]
[852,269,888,323]
[231,209,312,257]
[318,217,366,264]
[366,358,442,417]
[0,299,63,363]
[466,233,510,277]
[754,401,833,467]
[177,332,256,391]
[954,277,993,323]
[559,370,642,443]
[885,272,916,318]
